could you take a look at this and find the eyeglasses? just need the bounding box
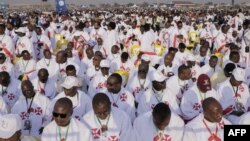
[52,112,67,118]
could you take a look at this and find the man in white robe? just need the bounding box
[181,74,219,121]
[36,49,57,80]
[134,103,184,141]
[42,97,93,141]
[201,55,221,77]
[126,63,151,105]
[0,53,15,77]
[0,23,15,61]
[31,69,57,100]
[51,76,92,120]
[35,27,52,60]
[166,65,193,104]
[105,73,136,121]
[0,71,20,110]
[183,98,231,141]
[11,80,51,138]
[217,68,250,124]
[82,93,133,141]
[238,112,250,124]
[88,59,110,98]
[15,27,36,59]
[137,72,181,116]
[15,50,36,80]
[157,53,178,79]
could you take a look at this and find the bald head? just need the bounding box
[55,97,73,110]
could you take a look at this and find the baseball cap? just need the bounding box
[152,71,166,82]
[61,76,79,89]
[15,27,26,34]
[197,74,211,91]
[0,114,22,139]
[232,68,245,82]
[100,60,110,68]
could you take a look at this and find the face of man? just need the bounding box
[209,57,218,68]
[93,55,102,67]
[38,71,49,83]
[56,52,67,64]
[107,77,121,94]
[200,47,208,57]
[44,50,52,59]
[101,68,109,76]
[152,81,166,91]
[0,130,21,141]
[204,101,223,123]
[22,51,31,60]
[21,82,35,99]
[138,64,149,79]
[183,68,192,80]
[164,54,173,67]
[230,75,242,86]
[93,102,111,120]
[53,103,72,127]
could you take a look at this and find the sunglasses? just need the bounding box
[52,112,67,118]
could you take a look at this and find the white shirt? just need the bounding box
[0,34,15,59]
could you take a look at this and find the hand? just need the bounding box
[39,127,44,135]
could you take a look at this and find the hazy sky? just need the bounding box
[1,0,249,5]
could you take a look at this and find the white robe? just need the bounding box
[88,72,109,99]
[166,75,192,104]
[15,59,36,79]
[137,88,181,116]
[133,112,184,141]
[157,64,178,79]
[35,34,52,59]
[0,78,20,109]
[238,112,250,124]
[42,118,93,141]
[15,36,36,58]
[217,79,250,124]
[82,108,133,141]
[31,77,57,100]
[201,64,221,77]
[11,93,51,137]
[51,90,92,120]
[0,60,15,77]
[214,32,233,54]
[183,114,231,141]
[126,71,151,103]
[140,31,155,53]
[110,57,134,74]
[0,96,8,115]
[105,88,136,121]
[0,34,15,60]
[181,85,219,121]
[36,57,57,80]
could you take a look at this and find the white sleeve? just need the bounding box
[120,113,135,141]
[0,98,8,115]
[180,91,200,120]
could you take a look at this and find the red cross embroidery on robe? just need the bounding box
[153,134,171,141]
[1,66,7,71]
[35,107,43,115]
[208,134,221,141]
[7,93,15,101]
[20,112,28,120]
[108,136,119,141]
[120,93,127,101]
[239,85,244,93]
[193,103,201,110]
[92,128,101,139]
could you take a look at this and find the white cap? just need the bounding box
[0,114,22,139]
[152,71,166,82]
[100,60,110,68]
[15,27,26,33]
[232,68,245,82]
[141,54,150,62]
[61,76,79,89]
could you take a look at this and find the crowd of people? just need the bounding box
[0,7,250,141]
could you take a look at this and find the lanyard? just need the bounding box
[198,90,206,102]
[25,97,34,117]
[22,60,30,72]
[231,84,239,98]
[203,119,219,139]
[38,80,46,94]
[155,127,165,141]
[153,89,164,103]
[111,93,120,107]
[97,114,111,128]
[1,85,7,96]
[58,123,70,141]
[44,58,51,67]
